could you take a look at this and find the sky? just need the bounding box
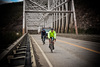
[3,0,23,2]
[0,0,23,5]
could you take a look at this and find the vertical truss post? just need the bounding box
[44,18,45,28]
[48,0,50,10]
[52,0,54,29]
[58,0,61,33]
[61,0,64,33]
[51,14,53,28]
[53,14,54,28]
[70,0,74,33]
[54,13,55,30]
[48,0,50,28]
[65,0,68,33]
[67,0,71,33]
[57,10,59,33]
[72,0,78,35]
[23,0,25,35]
[54,1,56,30]
[56,0,58,32]
[57,1,59,33]
[25,14,28,33]
[54,14,56,30]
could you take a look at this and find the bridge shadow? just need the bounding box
[44,50,62,54]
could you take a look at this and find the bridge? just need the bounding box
[0,0,100,67]
[23,0,78,34]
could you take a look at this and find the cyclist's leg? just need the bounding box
[53,41,54,49]
[44,35,46,41]
[49,38,51,48]
[49,38,51,44]
[41,35,43,41]
[43,35,45,44]
[43,35,44,41]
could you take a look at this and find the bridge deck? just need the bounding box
[31,34,100,67]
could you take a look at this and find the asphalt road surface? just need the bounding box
[30,34,100,67]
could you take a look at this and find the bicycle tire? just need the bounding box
[50,44,53,53]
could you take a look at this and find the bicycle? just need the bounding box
[49,37,54,53]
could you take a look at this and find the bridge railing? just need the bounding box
[0,33,27,66]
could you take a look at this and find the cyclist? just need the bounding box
[48,28,56,50]
[41,29,46,44]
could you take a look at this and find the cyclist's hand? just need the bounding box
[49,38,51,40]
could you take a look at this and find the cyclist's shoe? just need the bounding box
[43,41,45,44]
[49,45,50,48]
[53,50,54,52]
[53,46,54,49]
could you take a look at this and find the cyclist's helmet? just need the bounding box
[51,28,54,30]
[43,29,45,31]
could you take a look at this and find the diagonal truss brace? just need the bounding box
[39,0,71,22]
[51,0,70,10]
[29,0,47,10]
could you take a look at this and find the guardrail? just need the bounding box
[0,33,27,67]
[0,33,37,67]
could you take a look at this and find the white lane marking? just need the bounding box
[31,36,53,67]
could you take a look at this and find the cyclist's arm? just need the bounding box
[54,31,56,39]
[48,31,50,39]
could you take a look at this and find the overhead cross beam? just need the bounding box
[25,10,73,13]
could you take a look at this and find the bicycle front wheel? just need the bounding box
[50,44,53,53]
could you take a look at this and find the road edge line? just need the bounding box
[31,35,53,67]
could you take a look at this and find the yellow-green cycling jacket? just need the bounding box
[48,30,56,39]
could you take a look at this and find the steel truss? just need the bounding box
[23,0,78,34]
